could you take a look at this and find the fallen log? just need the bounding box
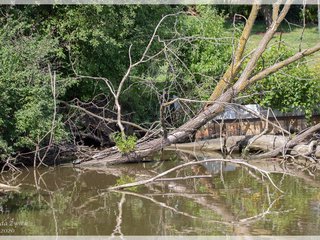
[166,135,289,153]
[167,134,320,160]
[166,138,225,152]
[254,123,320,159]
[290,140,317,156]
[80,130,318,166]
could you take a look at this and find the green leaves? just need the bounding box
[110,133,138,154]
[0,18,69,159]
[243,44,320,120]
[175,6,233,99]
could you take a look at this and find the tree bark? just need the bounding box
[254,123,320,159]
[261,5,273,27]
[166,135,289,153]
[206,4,260,105]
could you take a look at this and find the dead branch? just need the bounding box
[62,101,149,133]
[249,43,320,84]
[109,190,203,222]
[206,4,261,104]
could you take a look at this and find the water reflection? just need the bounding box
[0,150,320,235]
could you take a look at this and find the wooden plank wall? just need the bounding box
[195,116,320,140]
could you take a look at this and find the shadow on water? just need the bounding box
[0,149,320,235]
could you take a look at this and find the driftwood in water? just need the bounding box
[166,135,288,153]
[166,133,320,159]
[79,129,319,167]
[81,123,320,166]
[255,123,320,159]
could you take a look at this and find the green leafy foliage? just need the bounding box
[149,6,233,100]
[242,44,320,119]
[127,6,234,124]
[111,133,138,154]
[176,6,234,99]
[0,18,71,159]
[0,5,178,159]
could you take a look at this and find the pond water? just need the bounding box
[0,150,320,236]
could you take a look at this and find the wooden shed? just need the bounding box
[195,104,320,140]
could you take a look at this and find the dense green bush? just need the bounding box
[242,44,320,119]
[0,19,71,160]
[177,6,234,99]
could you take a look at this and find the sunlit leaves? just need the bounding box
[0,18,69,158]
[242,45,320,119]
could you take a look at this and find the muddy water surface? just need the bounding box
[0,150,320,235]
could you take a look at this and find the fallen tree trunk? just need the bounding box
[81,127,318,166]
[291,140,317,156]
[79,3,320,167]
[254,123,320,159]
[80,95,232,166]
[167,135,320,159]
[166,135,289,153]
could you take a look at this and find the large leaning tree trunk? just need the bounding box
[81,1,320,167]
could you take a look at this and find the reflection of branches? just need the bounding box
[109,158,284,193]
[73,194,101,210]
[0,183,20,192]
[49,193,59,236]
[239,196,295,224]
[1,157,22,173]
[109,187,290,231]
[155,175,212,181]
[111,193,126,238]
[8,160,308,235]
[109,190,230,226]
[1,162,24,183]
